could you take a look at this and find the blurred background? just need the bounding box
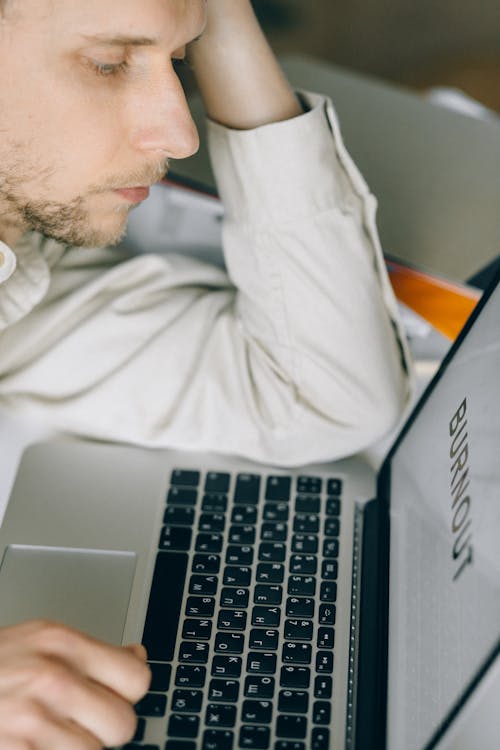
[251,0,500,112]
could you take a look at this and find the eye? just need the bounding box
[90,60,129,77]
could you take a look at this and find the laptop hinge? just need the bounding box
[353,496,390,750]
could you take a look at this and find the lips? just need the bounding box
[114,186,150,203]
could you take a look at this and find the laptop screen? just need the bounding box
[385,275,500,750]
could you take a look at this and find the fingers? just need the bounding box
[0,620,151,749]
[22,655,139,747]
[20,621,151,704]
[0,697,103,750]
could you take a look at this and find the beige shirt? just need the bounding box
[0,93,412,465]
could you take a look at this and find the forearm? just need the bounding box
[188,0,302,130]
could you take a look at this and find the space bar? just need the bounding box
[142,551,188,662]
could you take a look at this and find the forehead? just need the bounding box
[5,0,206,47]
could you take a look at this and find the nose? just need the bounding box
[130,70,200,161]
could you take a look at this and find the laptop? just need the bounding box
[0,269,498,750]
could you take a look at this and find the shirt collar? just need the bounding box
[0,231,65,331]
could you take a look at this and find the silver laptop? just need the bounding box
[0,270,498,750]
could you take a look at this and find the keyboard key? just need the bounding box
[324,518,340,537]
[293,515,319,534]
[198,513,226,533]
[276,715,307,739]
[244,675,275,699]
[211,655,242,678]
[208,678,239,702]
[168,713,199,738]
[318,604,336,626]
[278,690,308,714]
[242,699,273,724]
[246,652,277,674]
[319,582,337,603]
[220,587,249,608]
[160,525,192,551]
[321,560,338,580]
[314,675,332,699]
[135,693,167,717]
[223,566,251,587]
[275,742,305,750]
[263,502,289,522]
[132,717,146,742]
[315,652,334,674]
[192,554,221,575]
[167,487,198,506]
[260,522,287,542]
[205,472,230,493]
[231,505,258,524]
[225,546,253,565]
[178,641,209,664]
[167,742,196,750]
[311,727,330,750]
[175,665,206,688]
[325,497,341,516]
[185,596,215,617]
[254,585,282,605]
[282,643,311,665]
[189,575,218,596]
[291,535,318,554]
[217,609,247,631]
[295,495,320,513]
[171,689,203,713]
[287,575,315,597]
[265,476,291,501]
[327,477,342,495]
[206,703,237,728]
[202,729,234,750]
[215,632,245,654]
[229,524,255,544]
[286,597,314,618]
[284,619,313,641]
[322,539,339,559]
[289,555,317,575]
[249,629,279,651]
[317,627,335,649]
[148,662,171,691]
[202,493,228,513]
[142,552,187,661]
[280,666,310,689]
[234,474,261,504]
[313,701,331,725]
[239,725,270,749]
[164,506,195,525]
[196,533,223,553]
[171,469,200,487]
[296,476,322,494]
[251,606,281,627]
[258,543,286,563]
[256,563,284,583]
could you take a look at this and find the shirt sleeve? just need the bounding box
[0,92,413,465]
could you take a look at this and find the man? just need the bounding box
[0,0,412,746]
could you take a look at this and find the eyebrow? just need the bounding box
[80,32,204,48]
[80,34,161,47]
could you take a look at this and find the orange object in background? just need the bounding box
[387,260,482,341]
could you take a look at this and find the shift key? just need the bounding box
[142,552,188,661]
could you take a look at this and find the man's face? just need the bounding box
[0,0,205,248]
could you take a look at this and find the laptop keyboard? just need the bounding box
[126,468,342,750]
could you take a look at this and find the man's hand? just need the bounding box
[188,0,302,129]
[0,620,150,749]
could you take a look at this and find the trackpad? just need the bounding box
[0,546,136,644]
